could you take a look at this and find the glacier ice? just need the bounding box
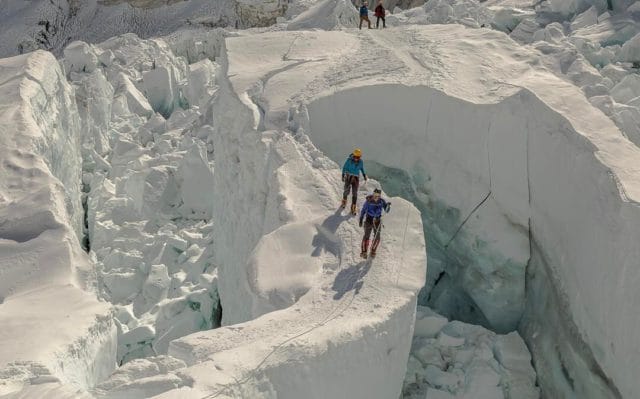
[218,25,640,399]
[147,27,425,399]
[287,0,359,31]
[2,1,640,398]
[618,32,640,63]
[66,34,221,366]
[306,84,531,333]
[403,307,538,399]
[0,50,116,394]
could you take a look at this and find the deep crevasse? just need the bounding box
[63,35,222,369]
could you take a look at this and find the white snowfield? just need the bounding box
[0,51,116,394]
[209,25,640,398]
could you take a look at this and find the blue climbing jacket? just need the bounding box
[360,5,369,16]
[360,195,390,221]
[342,154,366,178]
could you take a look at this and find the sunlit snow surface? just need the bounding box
[1,0,640,398]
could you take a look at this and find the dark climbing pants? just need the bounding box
[343,175,359,205]
[363,217,381,242]
[361,216,382,253]
[376,16,385,28]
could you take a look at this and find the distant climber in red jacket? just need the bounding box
[374,1,386,29]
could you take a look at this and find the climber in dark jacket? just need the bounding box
[359,2,372,29]
[374,1,386,28]
[342,148,367,214]
[359,188,391,259]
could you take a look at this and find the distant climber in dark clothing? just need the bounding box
[359,2,372,29]
[375,1,386,28]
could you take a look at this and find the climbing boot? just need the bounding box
[361,240,370,258]
[350,204,357,215]
[340,198,347,208]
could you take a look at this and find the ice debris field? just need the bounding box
[1,0,640,398]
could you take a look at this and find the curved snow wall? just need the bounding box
[0,50,87,292]
[305,84,634,399]
[0,51,84,241]
[307,85,530,333]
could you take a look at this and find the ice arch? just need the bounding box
[306,84,531,333]
[303,83,627,398]
[214,25,640,398]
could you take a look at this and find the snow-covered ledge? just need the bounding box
[0,51,116,395]
[156,31,427,398]
[196,26,640,399]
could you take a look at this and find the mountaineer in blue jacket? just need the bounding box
[359,188,391,259]
[342,148,367,214]
[359,2,372,29]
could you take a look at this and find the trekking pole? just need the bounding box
[372,217,383,238]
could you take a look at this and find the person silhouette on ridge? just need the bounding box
[342,148,367,214]
[375,0,386,28]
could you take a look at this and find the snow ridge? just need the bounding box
[155,34,427,398]
[0,50,115,395]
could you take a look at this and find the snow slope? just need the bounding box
[386,0,640,155]
[0,51,116,394]
[216,25,640,398]
[287,0,359,31]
